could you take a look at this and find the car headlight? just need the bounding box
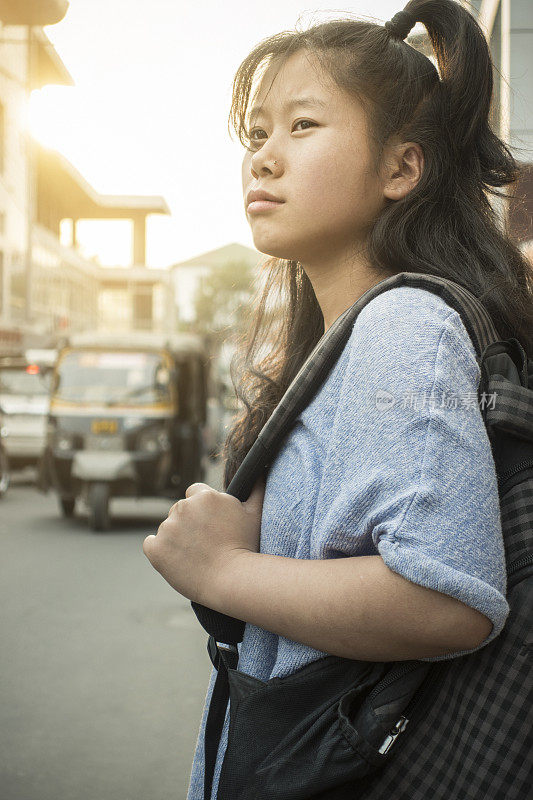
[55,433,74,451]
[0,426,8,438]
[137,428,170,453]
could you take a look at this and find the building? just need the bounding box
[0,1,72,336]
[0,0,173,343]
[36,145,172,334]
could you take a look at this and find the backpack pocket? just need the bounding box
[216,655,427,800]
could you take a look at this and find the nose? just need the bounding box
[250,146,282,178]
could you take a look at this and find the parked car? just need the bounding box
[0,409,10,497]
[0,354,53,471]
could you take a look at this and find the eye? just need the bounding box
[292,119,317,132]
[245,127,267,149]
[249,127,267,140]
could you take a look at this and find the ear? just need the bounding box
[382,141,424,202]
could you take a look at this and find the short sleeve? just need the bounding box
[309,286,510,661]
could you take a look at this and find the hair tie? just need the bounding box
[384,9,417,41]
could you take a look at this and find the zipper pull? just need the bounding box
[378,716,409,755]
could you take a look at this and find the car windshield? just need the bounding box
[0,368,51,397]
[54,350,172,405]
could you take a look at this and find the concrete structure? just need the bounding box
[37,147,169,268]
[0,1,173,341]
[35,145,172,334]
[0,1,69,27]
[0,4,72,331]
[96,264,173,334]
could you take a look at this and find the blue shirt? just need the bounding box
[186,286,510,800]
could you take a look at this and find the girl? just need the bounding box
[142,1,533,798]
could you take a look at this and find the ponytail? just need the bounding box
[402,0,518,189]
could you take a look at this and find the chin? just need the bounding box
[251,231,301,262]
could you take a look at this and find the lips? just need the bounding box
[246,188,284,206]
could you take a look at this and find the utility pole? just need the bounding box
[25,24,34,324]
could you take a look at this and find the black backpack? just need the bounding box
[190,271,533,800]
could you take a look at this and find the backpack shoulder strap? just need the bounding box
[227,271,501,503]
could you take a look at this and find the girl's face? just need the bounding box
[241,49,388,265]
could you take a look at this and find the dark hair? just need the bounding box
[220,0,533,489]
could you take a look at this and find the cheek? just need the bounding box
[299,161,368,218]
[297,141,379,222]
[242,153,252,192]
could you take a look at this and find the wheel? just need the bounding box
[88,482,111,531]
[0,447,10,497]
[59,496,76,517]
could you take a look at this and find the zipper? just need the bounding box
[367,662,421,701]
[509,554,533,574]
[378,716,409,754]
[498,459,533,490]
[375,661,446,758]
[370,662,430,756]
[508,553,533,587]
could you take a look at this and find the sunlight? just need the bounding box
[28,86,71,149]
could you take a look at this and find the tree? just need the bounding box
[192,259,256,349]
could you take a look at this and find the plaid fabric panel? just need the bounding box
[485,377,533,442]
[501,479,533,576]
[354,577,533,800]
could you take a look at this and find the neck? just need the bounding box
[300,245,388,333]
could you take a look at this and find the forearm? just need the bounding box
[208,552,492,661]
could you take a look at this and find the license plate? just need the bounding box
[86,434,123,451]
[91,419,118,434]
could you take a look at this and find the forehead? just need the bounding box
[250,49,337,116]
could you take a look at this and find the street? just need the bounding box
[0,460,224,800]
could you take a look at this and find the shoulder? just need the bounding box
[355,285,461,332]
[335,285,481,410]
[348,285,479,375]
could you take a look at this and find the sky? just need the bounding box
[29,0,406,269]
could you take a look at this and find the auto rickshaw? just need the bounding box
[38,331,209,530]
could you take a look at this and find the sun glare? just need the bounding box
[28,86,72,150]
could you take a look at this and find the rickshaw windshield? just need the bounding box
[0,368,50,397]
[54,350,173,405]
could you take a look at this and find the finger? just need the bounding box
[167,500,179,516]
[185,482,212,498]
[143,534,157,560]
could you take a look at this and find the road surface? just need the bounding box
[1,461,224,800]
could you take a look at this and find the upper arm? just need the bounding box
[310,286,509,660]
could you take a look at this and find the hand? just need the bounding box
[142,477,266,605]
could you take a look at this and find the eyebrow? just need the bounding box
[249,96,327,120]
